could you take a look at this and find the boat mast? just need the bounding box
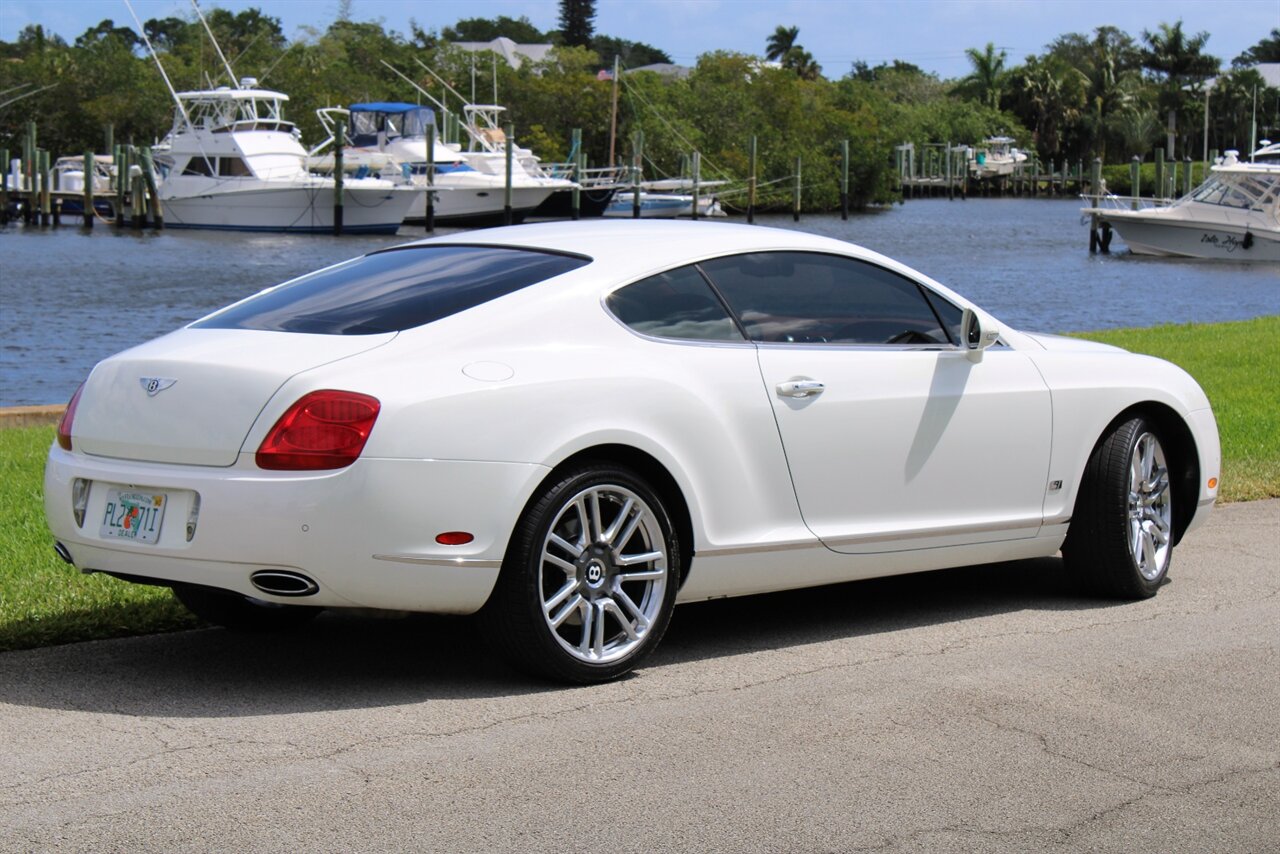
[191,0,239,87]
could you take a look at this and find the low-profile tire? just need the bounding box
[172,584,322,631]
[479,462,681,683]
[1063,416,1174,599]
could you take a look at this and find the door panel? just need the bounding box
[757,346,1052,553]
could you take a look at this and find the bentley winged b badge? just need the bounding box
[139,377,177,397]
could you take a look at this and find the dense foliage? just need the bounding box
[1,10,1275,211]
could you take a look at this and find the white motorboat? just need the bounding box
[969,136,1028,179]
[1084,149,1280,261]
[309,102,558,226]
[603,189,724,218]
[150,83,414,233]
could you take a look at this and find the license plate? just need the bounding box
[100,489,167,544]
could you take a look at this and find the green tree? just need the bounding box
[765,26,798,63]
[591,35,670,68]
[957,42,1007,109]
[558,0,596,48]
[1141,21,1220,158]
[443,16,546,43]
[1233,28,1280,67]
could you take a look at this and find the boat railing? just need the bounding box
[1080,192,1177,211]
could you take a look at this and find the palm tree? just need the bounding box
[961,42,1007,109]
[1141,21,1220,158]
[786,47,822,81]
[1080,28,1143,162]
[766,26,799,63]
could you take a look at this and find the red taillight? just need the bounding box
[255,390,380,471]
[56,383,85,451]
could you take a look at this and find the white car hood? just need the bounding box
[73,328,394,466]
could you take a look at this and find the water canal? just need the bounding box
[1,197,1276,406]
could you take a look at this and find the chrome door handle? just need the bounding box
[776,380,825,399]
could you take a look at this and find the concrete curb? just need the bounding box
[0,405,65,429]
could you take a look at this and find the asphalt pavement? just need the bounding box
[2,499,1277,852]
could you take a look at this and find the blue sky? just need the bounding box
[1,0,1276,79]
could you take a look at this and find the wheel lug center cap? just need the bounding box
[584,559,607,589]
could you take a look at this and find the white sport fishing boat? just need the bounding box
[969,136,1027,179]
[309,102,558,226]
[150,83,413,233]
[1083,148,1280,261]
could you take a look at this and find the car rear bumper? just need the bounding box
[44,446,548,614]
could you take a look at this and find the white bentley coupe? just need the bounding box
[45,221,1220,682]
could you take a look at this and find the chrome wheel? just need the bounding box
[1127,431,1172,581]
[538,484,669,664]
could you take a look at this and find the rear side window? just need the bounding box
[699,252,951,345]
[606,265,744,342]
[193,245,589,335]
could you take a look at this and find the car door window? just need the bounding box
[606,265,745,342]
[699,252,952,345]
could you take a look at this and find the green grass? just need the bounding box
[1073,316,1280,502]
[0,426,197,652]
[2,316,1276,652]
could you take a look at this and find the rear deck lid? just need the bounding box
[73,328,393,466]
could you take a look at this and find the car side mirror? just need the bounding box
[960,308,1000,363]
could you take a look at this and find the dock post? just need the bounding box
[131,170,145,229]
[570,128,581,221]
[1130,156,1140,210]
[39,149,51,226]
[1,147,8,225]
[631,130,643,219]
[333,122,345,235]
[114,145,125,227]
[82,151,94,227]
[1154,148,1164,203]
[1183,155,1192,196]
[792,156,801,222]
[1088,157,1103,253]
[424,118,435,233]
[104,124,113,160]
[23,124,35,225]
[577,150,586,220]
[691,150,701,221]
[942,140,952,202]
[840,139,849,219]
[139,147,162,229]
[747,135,757,224]
[503,123,514,226]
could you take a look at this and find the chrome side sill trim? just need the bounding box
[696,539,823,558]
[373,554,502,569]
[822,518,1045,548]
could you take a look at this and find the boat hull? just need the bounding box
[603,193,724,219]
[1100,213,1280,261]
[160,185,414,234]
[403,185,553,226]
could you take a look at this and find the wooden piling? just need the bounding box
[1,146,9,225]
[24,123,37,224]
[576,150,586,221]
[747,135,757,224]
[631,130,643,219]
[82,151,94,227]
[691,151,701,221]
[840,139,849,220]
[503,123,514,226]
[1183,156,1192,196]
[114,145,125,227]
[1088,157,1102,253]
[793,156,802,222]
[570,128,582,221]
[39,149,51,226]
[1154,149,1164,202]
[333,122,345,235]
[1130,157,1140,210]
[130,171,145,229]
[103,124,113,160]
[139,147,162,229]
[425,118,435,232]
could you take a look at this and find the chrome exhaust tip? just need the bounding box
[53,542,75,566]
[250,570,319,597]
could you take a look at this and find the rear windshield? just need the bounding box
[192,245,590,335]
